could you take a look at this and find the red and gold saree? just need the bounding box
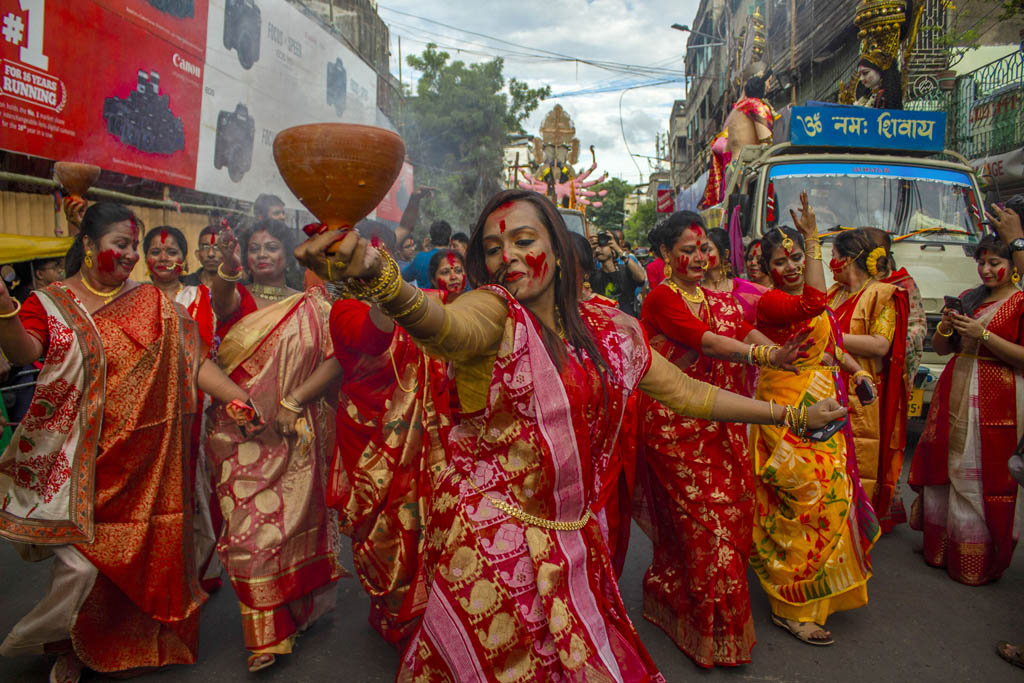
[831,280,909,532]
[909,291,1024,584]
[634,284,755,668]
[206,288,341,654]
[0,284,204,672]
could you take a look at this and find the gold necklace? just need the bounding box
[830,276,873,309]
[667,279,706,304]
[80,274,125,304]
[248,282,292,301]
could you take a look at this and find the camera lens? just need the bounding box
[597,233,610,246]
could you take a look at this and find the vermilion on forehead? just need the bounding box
[446,252,458,266]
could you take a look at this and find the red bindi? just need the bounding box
[499,219,507,234]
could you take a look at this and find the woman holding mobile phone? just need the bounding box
[751,193,880,647]
[909,233,1024,587]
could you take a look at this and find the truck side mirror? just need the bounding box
[727,193,752,236]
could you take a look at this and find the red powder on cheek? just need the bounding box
[146,256,158,271]
[675,253,690,273]
[174,260,184,274]
[97,249,118,272]
[524,251,548,280]
[771,268,786,286]
[829,258,845,273]
[997,267,1007,281]
[707,252,718,269]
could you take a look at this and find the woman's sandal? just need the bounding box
[49,654,83,683]
[771,615,834,646]
[997,641,1024,669]
[247,652,276,673]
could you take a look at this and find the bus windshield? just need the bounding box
[559,210,586,237]
[766,162,982,243]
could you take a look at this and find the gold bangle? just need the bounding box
[349,250,403,304]
[279,395,303,414]
[936,321,954,337]
[388,287,426,319]
[218,263,243,282]
[768,399,778,425]
[805,240,822,260]
[852,370,872,381]
[0,296,20,319]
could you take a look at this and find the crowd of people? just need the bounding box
[0,186,1022,682]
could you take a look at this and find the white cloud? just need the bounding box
[381,0,700,184]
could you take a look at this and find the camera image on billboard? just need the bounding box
[214,104,255,183]
[224,0,262,70]
[145,0,195,18]
[327,57,347,118]
[103,70,186,156]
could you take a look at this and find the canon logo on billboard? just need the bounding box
[173,53,201,79]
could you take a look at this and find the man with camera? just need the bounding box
[591,230,646,317]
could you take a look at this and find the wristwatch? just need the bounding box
[1010,238,1024,253]
[982,329,991,342]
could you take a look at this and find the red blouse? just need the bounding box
[18,293,50,351]
[755,285,827,344]
[641,283,754,351]
[329,299,393,374]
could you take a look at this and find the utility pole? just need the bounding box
[790,0,797,105]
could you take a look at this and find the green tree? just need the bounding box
[624,200,658,247]
[585,177,633,232]
[400,45,550,230]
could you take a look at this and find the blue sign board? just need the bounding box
[790,105,946,152]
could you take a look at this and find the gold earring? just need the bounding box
[1013,268,1020,285]
[84,250,93,269]
[664,262,672,279]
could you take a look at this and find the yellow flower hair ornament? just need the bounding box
[865,246,887,276]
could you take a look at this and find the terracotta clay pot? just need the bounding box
[54,162,100,197]
[273,124,405,230]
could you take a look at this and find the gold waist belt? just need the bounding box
[467,479,591,531]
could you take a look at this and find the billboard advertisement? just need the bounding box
[194,0,382,208]
[0,0,206,187]
[0,0,397,211]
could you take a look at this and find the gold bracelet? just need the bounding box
[852,370,872,381]
[349,250,403,304]
[768,399,778,425]
[805,239,822,260]
[279,395,303,414]
[388,287,426,319]
[0,298,21,319]
[218,263,243,282]
[936,321,954,337]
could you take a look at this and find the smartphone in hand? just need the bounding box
[855,377,876,404]
[806,418,847,443]
[943,295,964,314]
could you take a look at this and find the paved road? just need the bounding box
[2,431,1022,682]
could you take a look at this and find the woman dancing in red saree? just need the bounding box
[296,189,846,681]
[208,219,344,672]
[0,204,250,683]
[636,212,804,667]
[828,229,910,533]
[910,234,1024,585]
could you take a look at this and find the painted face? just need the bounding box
[768,243,806,291]
[146,230,185,283]
[858,65,881,90]
[88,220,140,284]
[196,231,222,272]
[433,252,466,294]
[746,243,764,279]
[662,225,709,283]
[829,246,851,285]
[246,230,287,283]
[976,250,1012,287]
[705,241,720,271]
[481,200,557,304]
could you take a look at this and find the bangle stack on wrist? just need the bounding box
[784,404,809,439]
[747,344,782,368]
[936,321,954,337]
[279,395,303,414]
[345,250,403,305]
[804,238,822,261]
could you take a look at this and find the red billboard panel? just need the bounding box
[0,0,204,187]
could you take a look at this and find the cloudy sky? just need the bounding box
[377,0,701,184]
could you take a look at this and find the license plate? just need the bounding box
[908,388,924,417]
